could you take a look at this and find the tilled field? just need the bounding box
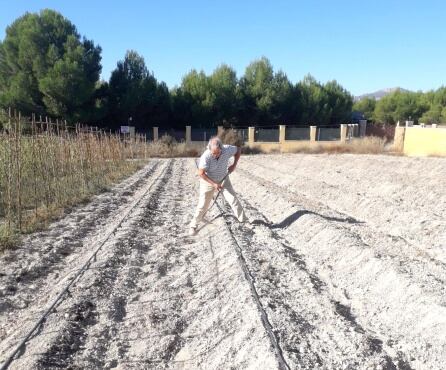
[0,154,445,369]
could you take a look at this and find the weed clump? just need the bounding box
[219,129,244,147]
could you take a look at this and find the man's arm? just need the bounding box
[198,168,223,191]
[197,154,221,190]
[228,147,241,173]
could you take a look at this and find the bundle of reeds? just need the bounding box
[0,109,147,249]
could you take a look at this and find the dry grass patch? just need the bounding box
[219,129,244,147]
[218,129,387,155]
[219,128,266,154]
[288,137,387,154]
[0,113,148,250]
[145,135,199,158]
[0,224,19,252]
[241,146,265,154]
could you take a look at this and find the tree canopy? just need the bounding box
[107,50,170,129]
[2,9,444,129]
[353,88,446,124]
[0,9,101,122]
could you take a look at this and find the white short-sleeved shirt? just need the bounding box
[198,145,238,182]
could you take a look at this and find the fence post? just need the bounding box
[279,125,286,144]
[359,120,367,137]
[310,126,317,142]
[186,125,191,145]
[394,127,406,152]
[7,107,12,230]
[153,127,159,141]
[248,127,255,147]
[340,124,348,143]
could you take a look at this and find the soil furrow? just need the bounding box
[1,154,444,370]
[236,165,446,288]
[102,158,277,369]
[0,161,160,338]
[0,160,170,368]
[232,160,445,369]
[217,196,399,369]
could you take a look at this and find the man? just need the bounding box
[189,136,246,236]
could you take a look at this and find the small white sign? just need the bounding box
[121,126,130,134]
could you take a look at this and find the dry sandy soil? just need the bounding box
[0,154,445,369]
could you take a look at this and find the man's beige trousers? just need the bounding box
[190,177,246,229]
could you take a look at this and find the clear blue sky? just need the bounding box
[1,0,445,96]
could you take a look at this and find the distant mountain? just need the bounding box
[354,87,410,101]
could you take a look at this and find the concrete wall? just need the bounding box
[247,140,343,153]
[243,124,360,153]
[403,127,446,156]
[393,127,406,152]
[247,142,281,153]
[153,124,366,154]
[152,123,445,157]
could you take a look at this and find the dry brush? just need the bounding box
[0,111,147,249]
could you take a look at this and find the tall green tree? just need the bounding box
[171,87,192,128]
[373,94,397,124]
[87,80,111,125]
[269,70,294,123]
[295,75,353,125]
[374,90,428,124]
[108,50,163,129]
[419,87,446,123]
[0,9,101,121]
[208,64,239,125]
[151,81,171,128]
[239,57,275,124]
[296,74,329,124]
[239,57,295,124]
[324,80,353,125]
[419,104,446,124]
[176,69,212,126]
[353,97,376,121]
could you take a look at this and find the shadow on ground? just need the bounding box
[210,209,363,230]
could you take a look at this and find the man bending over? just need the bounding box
[189,136,246,236]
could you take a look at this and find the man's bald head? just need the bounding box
[208,137,222,158]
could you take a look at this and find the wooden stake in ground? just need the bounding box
[32,113,38,219]
[16,111,22,231]
[7,107,12,231]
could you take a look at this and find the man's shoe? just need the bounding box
[189,227,197,236]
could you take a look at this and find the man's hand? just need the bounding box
[213,182,223,191]
[228,164,236,173]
